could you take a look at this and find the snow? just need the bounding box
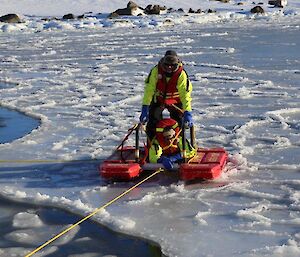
[0,0,300,257]
[12,212,44,228]
[0,0,289,16]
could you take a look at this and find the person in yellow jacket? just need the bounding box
[149,118,196,170]
[139,50,193,140]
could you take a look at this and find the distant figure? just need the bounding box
[149,118,196,170]
[139,50,193,140]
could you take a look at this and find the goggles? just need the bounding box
[163,62,178,69]
[164,62,177,67]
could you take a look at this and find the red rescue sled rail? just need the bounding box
[180,148,227,180]
[100,161,141,180]
[100,147,142,180]
[99,146,228,181]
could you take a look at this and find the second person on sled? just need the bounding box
[149,118,196,170]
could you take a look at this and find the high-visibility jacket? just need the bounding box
[149,137,196,163]
[142,63,192,111]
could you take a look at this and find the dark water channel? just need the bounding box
[0,107,40,144]
[0,108,164,256]
[0,198,163,257]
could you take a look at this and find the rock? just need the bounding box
[207,9,216,13]
[62,13,75,20]
[250,6,265,13]
[108,12,120,18]
[188,8,202,14]
[167,8,176,13]
[163,19,174,25]
[0,13,21,23]
[145,4,167,15]
[111,1,144,16]
[114,7,134,15]
[127,1,139,9]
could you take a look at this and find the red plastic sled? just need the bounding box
[99,146,228,181]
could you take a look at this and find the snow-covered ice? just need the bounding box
[0,1,300,257]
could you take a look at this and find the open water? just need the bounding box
[0,107,39,144]
[0,108,164,257]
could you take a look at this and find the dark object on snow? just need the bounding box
[145,4,167,15]
[268,0,287,8]
[167,8,176,13]
[250,6,265,14]
[63,13,75,20]
[0,14,21,23]
[111,1,144,16]
[188,8,202,14]
[207,9,216,13]
[214,0,230,3]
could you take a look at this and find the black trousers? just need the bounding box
[146,102,183,140]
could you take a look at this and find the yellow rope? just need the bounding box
[24,168,163,257]
[170,104,184,114]
[187,154,197,164]
[162,129,182,151]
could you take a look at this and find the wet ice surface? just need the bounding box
[0,11,299,257]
